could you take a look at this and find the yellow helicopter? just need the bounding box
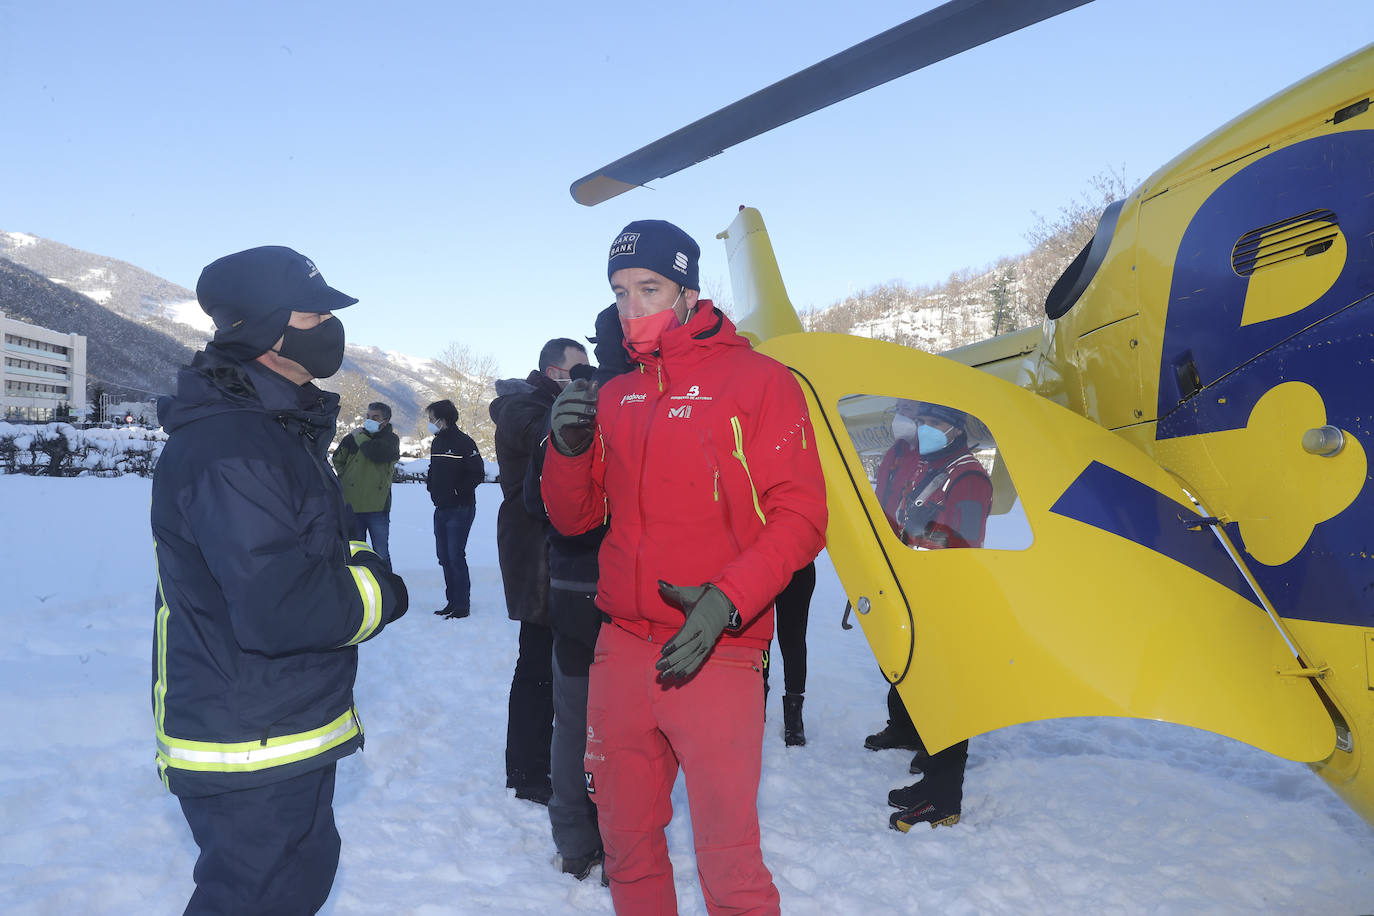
[571,1,1374,826]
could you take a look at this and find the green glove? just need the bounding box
[655,581,741,680]
[550,378,600,457]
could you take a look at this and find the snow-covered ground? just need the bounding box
[2,475,1372,915]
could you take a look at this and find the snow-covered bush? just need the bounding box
[0,422,168,477]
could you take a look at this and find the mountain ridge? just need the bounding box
[0,232,447,429]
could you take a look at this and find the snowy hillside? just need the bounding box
[2,476,1372,914]
[0,231,452,428]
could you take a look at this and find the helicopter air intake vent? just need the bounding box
[1231,210,1339,276]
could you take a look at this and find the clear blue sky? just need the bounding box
[2,1,1368,379]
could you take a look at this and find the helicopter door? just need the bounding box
[760,332,1334,762]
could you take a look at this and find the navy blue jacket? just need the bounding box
[151,346,406,798]
[427,425,483,508]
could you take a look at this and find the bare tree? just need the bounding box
[1021,166,1133,317]
[699,274,734,318]
[430,342,499,458]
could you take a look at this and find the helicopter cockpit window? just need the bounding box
[1043,198,1125,320]
[837,394,1032,552]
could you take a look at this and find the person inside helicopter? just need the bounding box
[865,399,993,831]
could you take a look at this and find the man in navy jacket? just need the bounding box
[151,246,408,915]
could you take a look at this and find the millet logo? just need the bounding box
[667,405,693,419]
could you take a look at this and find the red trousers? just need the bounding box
[586,622,779,916]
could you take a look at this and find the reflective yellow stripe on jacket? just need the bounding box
[345,540,383,645]
[156,708,360,773]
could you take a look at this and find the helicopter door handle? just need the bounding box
[842,596,872,630]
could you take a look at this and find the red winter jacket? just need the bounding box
[541,303,827,649]
[875,438,992,549]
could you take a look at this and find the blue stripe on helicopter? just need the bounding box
[1049,461,1258,606]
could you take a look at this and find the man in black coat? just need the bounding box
[519,304,631,878]
[425,398,485,618]
[490,337,590,805]
[151,246,409,915]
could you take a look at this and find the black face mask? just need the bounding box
[275,316,346,379]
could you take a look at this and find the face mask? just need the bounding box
[427,421,440,435]
[891,414,918,442]
[364,419,381,434]
[275,316,346,379]
[619,289,685,358]
[916,424,949,455]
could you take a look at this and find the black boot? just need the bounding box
[864,724,921,752]
[782,693,806,746]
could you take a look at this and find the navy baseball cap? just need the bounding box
[198,246,357,358]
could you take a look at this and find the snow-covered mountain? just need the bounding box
[0,232,449,428]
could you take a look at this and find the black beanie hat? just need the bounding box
[607,220,700,291]
[197,245,357,358]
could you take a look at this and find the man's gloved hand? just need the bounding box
[655,581,740,680]
[550,378,599,457]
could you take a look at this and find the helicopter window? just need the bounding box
[1043,199,1125,320]
[837,394,1032,552]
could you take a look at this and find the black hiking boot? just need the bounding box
[887,779,928,809]
[889,798,960,832]
[433,605,469,619]
[782,694,806,746]
[864,724,921,752]
[559,849,604,881]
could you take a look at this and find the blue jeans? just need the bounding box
[351,510,391,565]
[434,504,476,612]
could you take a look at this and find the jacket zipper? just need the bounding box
[729,416,766,525]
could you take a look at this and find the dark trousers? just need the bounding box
[434,504,476,612]
[763,562,815,697]
[550,622,600,858]
[506,620,554,790]
[177,764,340,916]
[888,684,970,810]
[351,510,391,565]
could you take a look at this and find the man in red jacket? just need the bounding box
[541,219,827,915]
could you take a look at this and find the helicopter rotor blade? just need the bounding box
[571,0,1095,206]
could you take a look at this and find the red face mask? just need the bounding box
[620,308,683,359]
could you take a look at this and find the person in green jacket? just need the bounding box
[332,401,401,564]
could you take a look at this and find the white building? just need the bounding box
[1,311,87,421]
